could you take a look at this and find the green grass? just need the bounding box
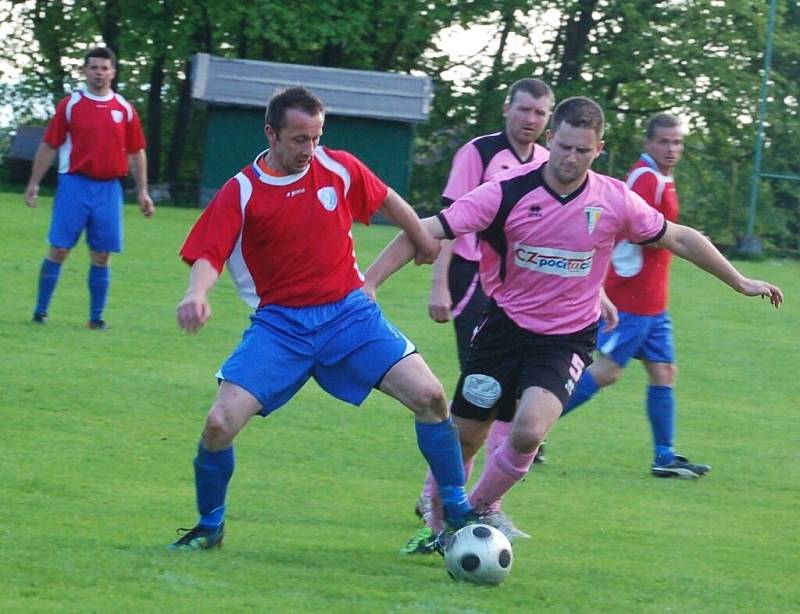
[2,192,798,613]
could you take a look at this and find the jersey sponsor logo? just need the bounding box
[111,110,124,123]
[317,186,338,211]
[287,188,306,197]
[513,244,594,277]
[462,374,502,409]
[584,205,602,234]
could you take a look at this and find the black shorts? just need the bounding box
[451,303,597,422]
[448,255,489,370]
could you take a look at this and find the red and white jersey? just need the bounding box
[442,131,549,262]
[605,154,680,314]
[439,164,666,335]
[43,87,146,180]
[181,147,388,308]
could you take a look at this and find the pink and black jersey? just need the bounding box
[181,147,388,308]
[43,88,146,180]
[438,164,667,335]
[442,131,549,262]
[605,154,680,315]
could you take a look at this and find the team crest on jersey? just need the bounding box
[111,110,124,123]
[317,187,338,211]
[584,206,603,234]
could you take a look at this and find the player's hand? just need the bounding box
[177,293,212,333]
[413,236,441,265]
[738,278,784,308]
[139,190,155,217]
[428,284,452,323]
[600,293,619,332]
[25,183,39,208]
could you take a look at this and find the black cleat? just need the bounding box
[87,319,108,331]
[652,454,711,478]
[169,523,225,550]
[32,312,48,324]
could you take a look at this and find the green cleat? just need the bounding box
[169,523,224,550]
[399,526,436,556]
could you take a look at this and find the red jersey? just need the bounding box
[43,88,146,180]
[181,147,389,308]
[605,155,680,315]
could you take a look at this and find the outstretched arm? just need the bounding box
[378,188,440,265]
[364,216,447,298]
[177,258,220,333]
[655,222,783,307]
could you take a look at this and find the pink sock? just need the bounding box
[485,421,513,512]
[469,439,537,513]
[425,458,475,532]
[486,420,512,456]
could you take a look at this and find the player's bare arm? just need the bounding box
[428,240,455,323]
[377,188,440,265]
[128,150,155,217]
[365,216,446,293]
[655,221,784,307]
[177,258,220,333]
[24,143,58,208]
[599,288,619,332]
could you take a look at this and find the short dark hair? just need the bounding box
[551,96,605,139]
[645,113,682,139]
[265,86,325,133]
[507,78,553,105]
[84,46,117,67]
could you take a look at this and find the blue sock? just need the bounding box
[88,264,110,322]
[194,444,235,528]
[415,418,471,521]
[561,370,600,416]
[647,385,675,465]
[35,259,62,315]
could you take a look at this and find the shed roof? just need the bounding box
[191,53,432,124]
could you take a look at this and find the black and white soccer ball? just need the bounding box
[444,523,513,585]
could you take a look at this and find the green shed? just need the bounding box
[191,53,433,206]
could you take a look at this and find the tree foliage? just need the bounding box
[2,0,797,249]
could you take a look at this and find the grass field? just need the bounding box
[1,193,798,613]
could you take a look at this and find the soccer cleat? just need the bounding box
[433,509,483,556]
[652,454,711,479]
[87,319,108,331]
[533,442,547,464]
[483,510,531,542]
[413,493,432,521]
[399,526,436,556]
[32,312,48,324]
[169,523,225,550]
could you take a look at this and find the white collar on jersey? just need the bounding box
[79,86,115,102]
[250,148,312,186]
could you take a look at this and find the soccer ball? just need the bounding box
[444,523,513,585]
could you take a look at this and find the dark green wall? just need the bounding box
[200,106,415,204]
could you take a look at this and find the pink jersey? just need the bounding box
[181,147,388,308]
[605,155,680,314]
[439,164,666,335]
[442,131,549,262]
[43,88,146,180]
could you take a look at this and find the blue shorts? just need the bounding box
[217,289,416,416]
[597,310,675,366]
[49,173,123,253]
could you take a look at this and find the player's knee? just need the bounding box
[411,379,448,421]
[653,363,677,386]
[90,252,110,266]
[48,247,70,263]
[202,405,237,449]
[594,364,622,387]
[510,426,546,455]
